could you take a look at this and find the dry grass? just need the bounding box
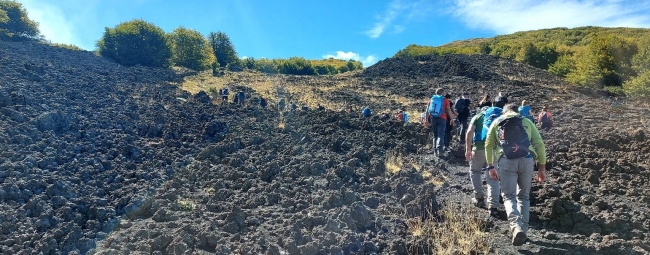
[406,198,492,255]
[177,199,196,211]
[385,151,404,174]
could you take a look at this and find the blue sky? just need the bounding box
[18,0,650,67]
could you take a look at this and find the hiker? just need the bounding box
[317,104,325,111]
[426,88,456,158]
[233,93,240,104]
[345,105,355,114]
[444,94,456,150]
[396,110,404,122]
[278,98,286,111]
[478,94,492,108]
[484,103,547,246]
[237,91,245,105]
[494,92,508,108]
[260,97,267,108]
[455,92,472,143]
[290,102,298,111]
[222,87,230,104]
[519,100,535,124]
[537,106,553,129]
[465,106,500,216]
[362,106,371,118]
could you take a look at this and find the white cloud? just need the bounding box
[451,0,650,34]
[19,0,86,48]
[365,0,433,38]
[323,51,379,67]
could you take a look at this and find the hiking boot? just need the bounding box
[512,227,526,246]
[471,197,485,208]
[489,208,499,218]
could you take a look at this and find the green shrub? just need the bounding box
[97,19,172,67]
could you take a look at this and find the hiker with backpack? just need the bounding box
[455,92,472,143]
[221,87,230,104]
[484,103,547,246]
[426,88,456,158]
[464,106,501,217]
[519,100,536,124]
[237,91,245,105]
[537,106,553,129]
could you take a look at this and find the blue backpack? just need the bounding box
[480,107,503,141]
[519,105,535,123]
[428,95,444,118]
[362,108,371,117]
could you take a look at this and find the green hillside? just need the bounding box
[395,27,650,97]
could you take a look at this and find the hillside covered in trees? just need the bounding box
[395,27,650,97]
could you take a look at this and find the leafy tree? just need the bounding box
[516,43,558,69]
[347,60,363,71]
[623,71,650,97]
[0,0,40,41]
[169,27,215,70]
[632,36,650,74]
[211,61,220,76]
[226,58,244,72]
[548,55,575,77]
[479,41,492,55]
[97,19,172,67]
[275,57,317,75]
[567,35,637,87]
[208,31,238,68]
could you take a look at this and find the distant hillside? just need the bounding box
[394,27,650,97]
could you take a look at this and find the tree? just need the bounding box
[169,27,215,71]
[97,19,172,67]
[208,31,238,68]
[0,0,40,41]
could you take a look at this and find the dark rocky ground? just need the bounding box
[0,41,648,255]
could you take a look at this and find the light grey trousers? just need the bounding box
[470,149,500,209]
[498,156,535,233]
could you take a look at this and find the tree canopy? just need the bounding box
[208,31,238,68]
[97,19,172,68]
[0,0,40,41]
[169,27,215,71]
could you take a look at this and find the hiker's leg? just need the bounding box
[498,157,522,232]
[517,157,535,234]
[460,116,469,142]
[487,149,501,209]
[445,120,452,148]
[470,149,486,199]
[433,118,447,155]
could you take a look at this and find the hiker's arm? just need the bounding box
[446,106,455,120]
[465,119,476,150]
[485,123,498,165]
[528,120,547,165]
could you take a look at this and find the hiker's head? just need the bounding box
[499,92,505,97]
[444,94,452,99]
[494,99,506,108]
[521,100,527,106]
[463,92,469,98]
[542,106,548,111]
[481,94,490,102]
[435,88,444,95]
[503,103,518,113]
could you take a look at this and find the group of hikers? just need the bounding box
[424,88,553,246]
[217,87,247,105]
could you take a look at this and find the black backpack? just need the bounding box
[455,98,470,115]
[496,116,530,159]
